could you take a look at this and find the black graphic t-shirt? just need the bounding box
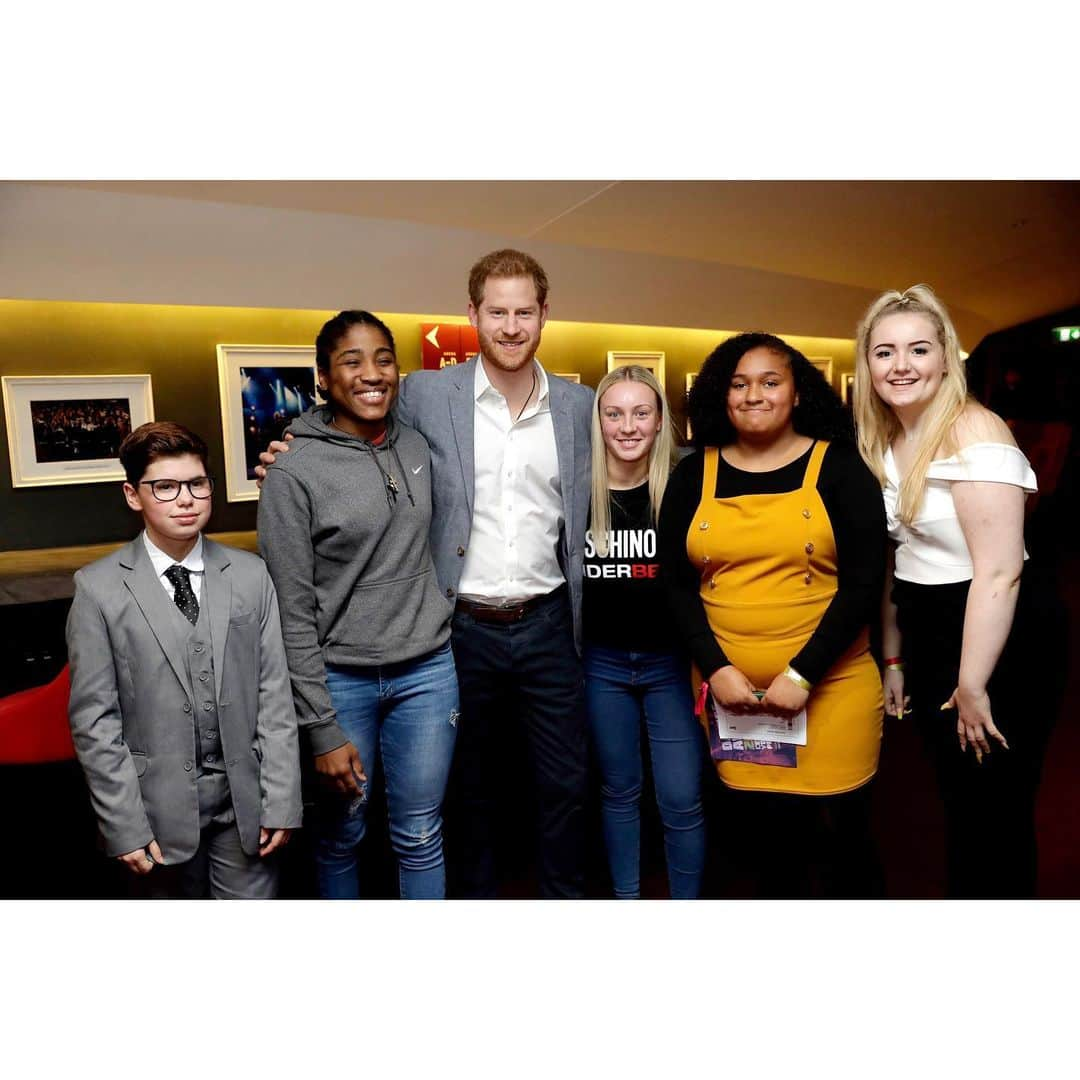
[582,481,672,654]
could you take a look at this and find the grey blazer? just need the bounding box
[65,536,302,863]
[396,358,595,652]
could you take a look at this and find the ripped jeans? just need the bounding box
[318,641,459,899]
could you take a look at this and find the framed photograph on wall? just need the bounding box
[808,356,835,387]
[2,374,154,488]
[217,344,320,502]
[552,371,580,383]
[606,350,666,393]
[840,372,855,405]
[685,372,698,440]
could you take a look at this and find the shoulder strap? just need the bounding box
[702,447,720,499]
[802,439,829,490]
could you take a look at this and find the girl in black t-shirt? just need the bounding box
[583,365,706,898]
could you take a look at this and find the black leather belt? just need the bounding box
[454,593,550,625]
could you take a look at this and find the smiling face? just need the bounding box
[124,452,212,559]
[726,346,798,442]
[469,275,548,376]
[867,311,947,419]
[319,323,399,439]
[599,379,662,475]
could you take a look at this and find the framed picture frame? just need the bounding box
[684,372,698,440]
[808,356,835,387]
[840,372,855,405]
[2,374,154,488]
[552,371,580,383]
[606,350,666,393]
[216,344,320,502]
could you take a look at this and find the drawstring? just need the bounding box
[390,441,416,507]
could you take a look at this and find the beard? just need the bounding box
[476,328,540,374]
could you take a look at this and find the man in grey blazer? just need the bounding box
[397,249,595,898]
[66,422,301,899]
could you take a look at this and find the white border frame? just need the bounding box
[216,344,318,502]
[2,374,154,488]
[606,350,666,393]
[684,371,698,440]
[840,372,855,405]
[552,371,581,383]
[808,356,835,387]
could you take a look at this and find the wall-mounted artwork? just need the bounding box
[216,345,320,502]
[2,374,154,488]
[552,372,580,383]
[607,350,666,393]
[684,372,698,440]
[808,357,835,387]
[840,372,855,405]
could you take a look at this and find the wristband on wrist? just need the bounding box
[781,664,812,692]
[884,655,904,672]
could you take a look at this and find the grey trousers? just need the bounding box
[139,821,279,900]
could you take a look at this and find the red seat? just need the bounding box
[0,665,75,765]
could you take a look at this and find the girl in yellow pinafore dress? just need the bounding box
[686,440,883,794]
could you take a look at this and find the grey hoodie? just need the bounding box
[257,406,453,755]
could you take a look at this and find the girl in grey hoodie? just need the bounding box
[258,311,458,899]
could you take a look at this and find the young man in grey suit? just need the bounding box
[66,422,302,898]
[396,249,595,898]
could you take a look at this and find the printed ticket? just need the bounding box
[706,695,807,746]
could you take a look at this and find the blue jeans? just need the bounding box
[318,642,459,899]
[584,645,706,899]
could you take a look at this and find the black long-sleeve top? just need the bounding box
[657,441,885,685]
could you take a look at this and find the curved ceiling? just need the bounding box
[4,180,1078,347]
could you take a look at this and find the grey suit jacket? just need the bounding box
[396,358,595,652]
[65,535,302,863]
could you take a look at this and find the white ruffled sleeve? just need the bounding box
[925,442,1038,493]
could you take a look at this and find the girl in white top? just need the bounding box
[854,284,1050,898]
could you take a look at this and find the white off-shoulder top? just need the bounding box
[884,442,1037,585]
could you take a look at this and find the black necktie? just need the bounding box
[164,564,199,625]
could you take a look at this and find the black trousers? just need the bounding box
[895,566,1064,899]
[728,782,884,899]
[445,587,588,898]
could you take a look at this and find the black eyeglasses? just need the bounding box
[138,476,214,502]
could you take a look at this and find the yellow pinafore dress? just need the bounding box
[687,441,882,795]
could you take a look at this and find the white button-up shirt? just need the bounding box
[458,358,564,602]
[143,531,205,604]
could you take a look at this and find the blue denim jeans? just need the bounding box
[318,642,459,899]
[584,645,706,899]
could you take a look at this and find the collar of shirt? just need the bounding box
[473,356,550,417]
[143,531,205,601]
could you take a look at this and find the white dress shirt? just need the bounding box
[143,531,205,604]
[884,442,1036,585]
[458,358,565,602]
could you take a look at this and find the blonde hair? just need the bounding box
[853,284,969,524]
[589,365,675,557]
